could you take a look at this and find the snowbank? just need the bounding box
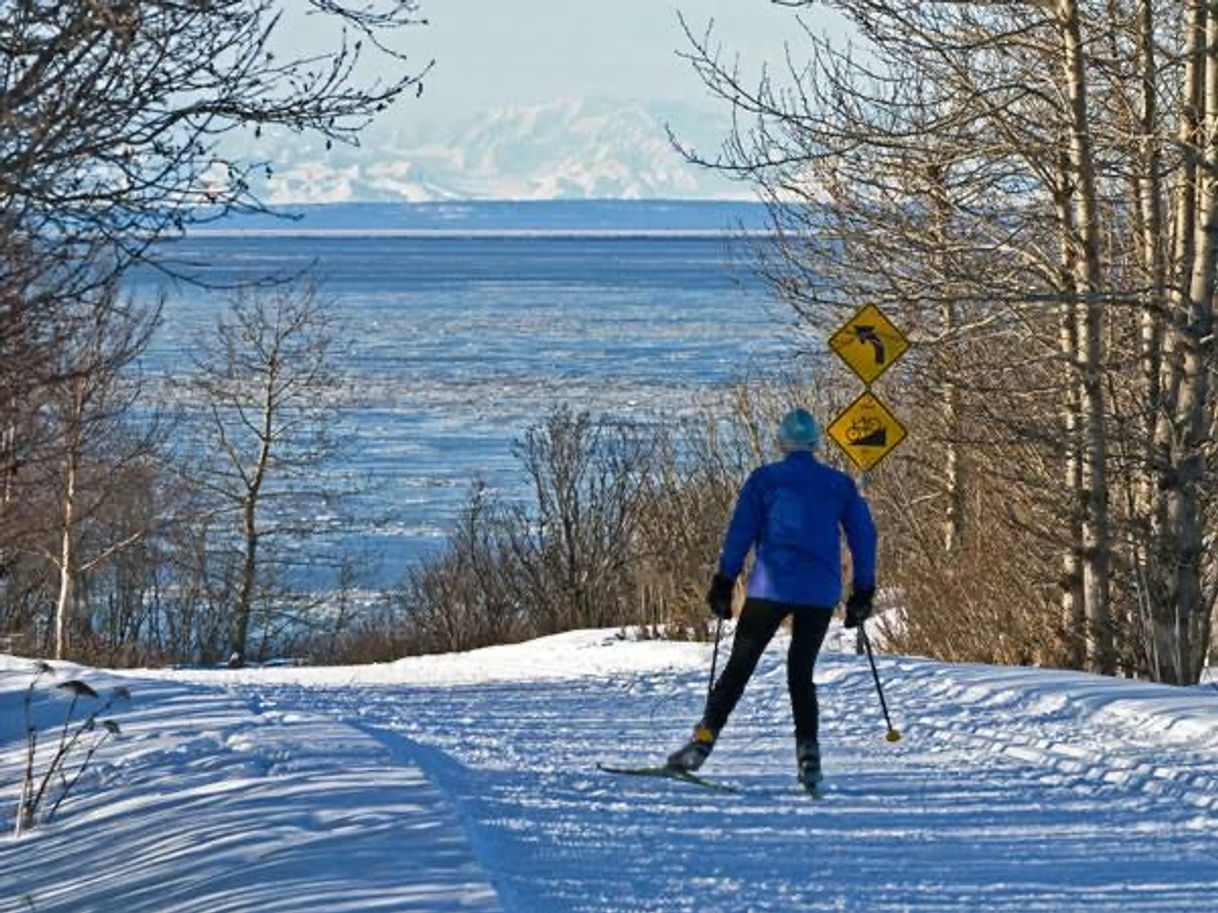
[0,666,499,913]
[122,628,714,688]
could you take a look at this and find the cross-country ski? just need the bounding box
[596,762,742,794]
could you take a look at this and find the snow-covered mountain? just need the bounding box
[241,98,744,203]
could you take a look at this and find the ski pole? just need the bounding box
[706,616,723,704]
[860,623,902,743]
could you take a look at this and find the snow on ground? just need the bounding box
[0,659,499,913]
[4,627,1218,912]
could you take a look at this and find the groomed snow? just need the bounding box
[4,627,1218,912]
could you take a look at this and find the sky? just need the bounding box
[268,2,852,200]
[290,1,849,119]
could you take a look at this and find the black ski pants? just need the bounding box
[702,598,833,743]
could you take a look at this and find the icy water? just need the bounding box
[129,231,793,586]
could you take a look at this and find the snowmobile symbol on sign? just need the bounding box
[827,391,907,472]
[846,413,888,448]
[828,304,909,385]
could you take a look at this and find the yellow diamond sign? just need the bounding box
[827,391,908,472]
[829,304,909,385]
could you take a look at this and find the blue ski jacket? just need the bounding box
[718,451,877,609]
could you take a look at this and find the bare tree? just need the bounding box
[1,1,429,277]
[184,284,343,666]
[14,286,161,660]
[0,1,429,660]
[679,0,1216,682]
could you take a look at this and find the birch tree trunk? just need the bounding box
[1135,0,1167,475]
[1163,3,1218,683]
[54,382,83,660]
[1054,149,1086,668]
[942,332,965,557]
[930,166,966,557]
[53,450,77,660]
[1059,0,1113,673]
[1141,0,1216,684]
[1130,0,1168,675]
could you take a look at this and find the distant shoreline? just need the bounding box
[189,199,776,236]
[184,228,778,239]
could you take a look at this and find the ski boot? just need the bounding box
[666,721,718,772]
[797,738,823,795]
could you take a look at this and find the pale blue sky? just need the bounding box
[264,2,852,199]
[291,1,848,117]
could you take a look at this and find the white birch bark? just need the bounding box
[53,382,83,661]
[1165,4,1218,682]
[1059,0,1113,672]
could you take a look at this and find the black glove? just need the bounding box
[705,573,735,620]
[844,587,875,628]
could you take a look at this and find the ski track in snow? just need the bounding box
[0,675,500,913]
[5,630,1218,912]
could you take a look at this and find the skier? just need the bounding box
[667,408,877,792]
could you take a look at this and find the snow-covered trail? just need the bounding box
[5,630,1218,912]
[278,642,1218,913]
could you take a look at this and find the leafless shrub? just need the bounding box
[501,407,654,634]
[397,485,526,652]
[381,380,848,656]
